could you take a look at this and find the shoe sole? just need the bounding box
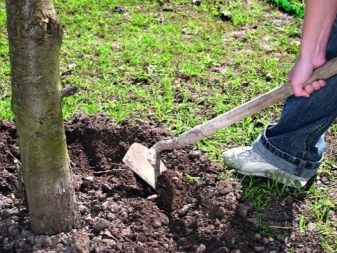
[233,169,308,188]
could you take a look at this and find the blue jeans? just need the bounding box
[253,17,337,179]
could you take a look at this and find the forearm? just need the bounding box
[299,0,337,65]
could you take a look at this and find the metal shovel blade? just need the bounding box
[122,143,167,189]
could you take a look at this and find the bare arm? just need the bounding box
[288,0,337,97]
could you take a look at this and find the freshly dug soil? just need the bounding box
[0,113,335,252]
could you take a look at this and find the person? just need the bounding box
[223,1,337,188]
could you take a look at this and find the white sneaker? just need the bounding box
[223,147,308,188]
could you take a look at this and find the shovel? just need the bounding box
[123,58,337,189]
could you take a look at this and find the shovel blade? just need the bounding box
[122,143,167,189]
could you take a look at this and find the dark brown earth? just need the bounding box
[0,113,336,252]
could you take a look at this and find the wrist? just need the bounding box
[298,50,326,68]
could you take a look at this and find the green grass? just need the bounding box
[1,0,337,251]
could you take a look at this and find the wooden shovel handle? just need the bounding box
[151,58,337,153]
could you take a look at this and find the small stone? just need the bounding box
[147,194,158,200]
[214,219,221,227]
[55,243,65,251]
[262,237,269,245]
[307,222,316,232]
[220,11,232,21]
[85,176,94,182]
[237,204,248,218]
[72,232,90,253]
[37,235,53,247]
[10,215,20,222]
[254,246,265,252]
[102,183,112,192]
[85,215,95,226]
[93,190,105,199]
[101,201,110,210]
[120,227,131,236]
[254,233,262,240]
[6,218,15,226]
[8,224,19,237]
[247,218,259,228]
[157,16,165,23]
[178,204,193,216]
[196,243,206,253]
[105,213,115,221]
[94,219,110,232]
[265,73,273,82]
[20,229,31,238]
[0,221,6,231]
[216,207,227,218]
[108,202,121,213]
[102,229,113,238]
[79,205,89,214]
[192,0,201,6]
[151,220,162,228]
[189,150,202,159]
[113,6,127,13]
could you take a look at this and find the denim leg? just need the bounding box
[253,17,337,179]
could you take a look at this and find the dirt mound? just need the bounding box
[0,114,324,252]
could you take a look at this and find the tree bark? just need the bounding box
[6,0,77,234]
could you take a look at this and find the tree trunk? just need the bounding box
[6,0,77,234]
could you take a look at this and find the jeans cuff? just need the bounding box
[252,125,321,179]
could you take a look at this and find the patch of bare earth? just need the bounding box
[0,113,336,252]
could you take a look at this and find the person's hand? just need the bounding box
[287,58,327,97]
